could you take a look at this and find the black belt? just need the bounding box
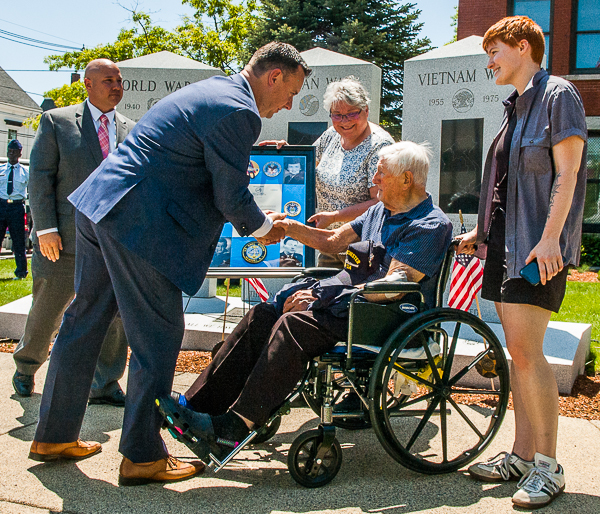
[0,198,25,204]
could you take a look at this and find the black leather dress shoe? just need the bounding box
[88,389,126,407]
[13,371,34,397]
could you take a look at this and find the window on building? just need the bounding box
[512,0,552,69]
[574,0,600,72]
[8,129,17,141]
[439,118,484,215]
[583,131,600,232]
[288,122,328,145]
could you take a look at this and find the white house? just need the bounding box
[0,66,41,162]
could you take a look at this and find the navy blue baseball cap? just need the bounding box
[320,240,386,287]
[7,139,22,150]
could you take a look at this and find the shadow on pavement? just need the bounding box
[27,446,600,514]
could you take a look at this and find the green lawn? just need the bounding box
[0,256,32,306]
[550,281,600,373]
[216,280,242,297]
[1,257,598,370]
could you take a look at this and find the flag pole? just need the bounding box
[459,210,495,392]
[221,278,230,342]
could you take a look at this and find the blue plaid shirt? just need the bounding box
[350,194,452,307]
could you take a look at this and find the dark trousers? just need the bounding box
[35,212,184,463]
[0,200,27,277]
[185,302,348,426]
[13,247,127,396]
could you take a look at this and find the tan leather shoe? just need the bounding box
[118,455,205,486]
[29,439,102,462]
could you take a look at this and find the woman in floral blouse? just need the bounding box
[262,77,394,267]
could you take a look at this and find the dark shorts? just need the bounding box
[481,209,568,313]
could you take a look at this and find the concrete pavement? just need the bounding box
[1,352,599,514]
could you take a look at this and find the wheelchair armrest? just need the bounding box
[362,281,421,294]
[300,267,341,279]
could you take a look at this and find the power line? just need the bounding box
[0,17,82,45]
[0,84,44,97]
[0,29,81,50]
[0,33,70,53]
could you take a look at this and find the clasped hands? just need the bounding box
[254,211,296,246]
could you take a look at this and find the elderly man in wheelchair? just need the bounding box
[158,141,510,487]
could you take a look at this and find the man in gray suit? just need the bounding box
[12,60,135,404]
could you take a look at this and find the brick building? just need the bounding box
[457,0,600,232]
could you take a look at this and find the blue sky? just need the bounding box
[0,1,456,105]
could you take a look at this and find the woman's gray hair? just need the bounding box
[322,76,371,112]
[378,141,432,187]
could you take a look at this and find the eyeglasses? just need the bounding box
[329,109,362,122]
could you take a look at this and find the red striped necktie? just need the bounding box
[98,114,110,159]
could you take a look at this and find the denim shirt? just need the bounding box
[476,70,588,278]
[351,195,452,307]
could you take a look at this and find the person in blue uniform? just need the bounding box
[0,139,28,279]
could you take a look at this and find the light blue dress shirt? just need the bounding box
[0,162,29,200]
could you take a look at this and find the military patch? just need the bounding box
[284,201,301,217]
[247,160,260,178]
[242,241,267,264]
[263,161,282,177]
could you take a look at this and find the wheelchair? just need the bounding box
[167,242,510,488]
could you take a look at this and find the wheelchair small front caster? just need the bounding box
[288,428,342,488]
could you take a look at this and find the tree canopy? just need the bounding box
[44,1,257,74]
[245,0,431,127]
[41,0,432,126]
[24,81,88,130]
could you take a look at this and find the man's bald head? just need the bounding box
[84,58,119,79]
[84,59,124,112]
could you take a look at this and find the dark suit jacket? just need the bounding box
[70,74,266,295]
[29,102,134,254]
[283,172,305,185]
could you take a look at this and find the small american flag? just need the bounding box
[245,277,269,302]
[448,218,484,311]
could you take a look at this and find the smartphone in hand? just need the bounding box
[519,259,540,286]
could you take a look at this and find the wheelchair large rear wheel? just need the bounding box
[369,308,509,474]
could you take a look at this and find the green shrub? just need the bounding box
[581,234,600,267]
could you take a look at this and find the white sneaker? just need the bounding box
[512,453,565,509]
[468,451,534,482]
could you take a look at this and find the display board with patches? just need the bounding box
[209,146,316,274]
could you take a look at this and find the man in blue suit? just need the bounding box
[29,42,311,486]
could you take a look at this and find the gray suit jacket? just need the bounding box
[29,102,135,254]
